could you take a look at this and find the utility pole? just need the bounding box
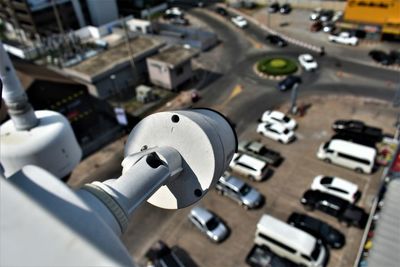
[121,17,138,86]
[290,82,300,115]
[393,83,400,140]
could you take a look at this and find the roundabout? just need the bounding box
[256,57,298,77]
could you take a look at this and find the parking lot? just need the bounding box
[130,94,397,267]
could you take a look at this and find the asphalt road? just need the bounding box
[190,8,399,134]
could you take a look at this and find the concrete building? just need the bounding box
[340,0,400,40]
[0,0,118,40]
[11,59,122,157]
[62,36,165,99]
[147,45,197,90]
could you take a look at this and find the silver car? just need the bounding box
[188,207,229,243]
[216,173,264,209]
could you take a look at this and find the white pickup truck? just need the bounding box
[329,32,359,46]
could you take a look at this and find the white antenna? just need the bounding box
[0,42,82,178]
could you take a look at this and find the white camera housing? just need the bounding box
[124,109,237,209]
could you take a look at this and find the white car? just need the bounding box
[298,54,318,71]
[332,11,343,22]
[165,7,183,17]
[257,122,295,144]
[260,110,297,130]
[229,153,270,181]
[311,175,361,203]
[329,32,359,46]
[231,16,248,28]
[188,207,229,243]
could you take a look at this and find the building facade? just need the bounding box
[0,0,118,40]
[341,0,400,40]
[147,46,196,90]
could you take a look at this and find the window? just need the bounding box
[337,153,370,165]
[258,233,296,253]
[301,254,311,261]
[321,177,333,185]
[323,141,331,150]
[328,187,348,194]
[236,162,256,171]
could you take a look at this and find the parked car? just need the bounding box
[332,119,364,131]
[332,119,383,143]
[229,153,272,181]
[389,50,400,64]
[265,34,288,47]
[238,140,283,166]
[268,2,280,13]
[310,21,323,32]
[279,3,292,14]
[309,8,322,21]
[369,50,394,65]
[188,207,229,243]
[323,23,335,33]
[144,240,187,267]
[277,75,302,91]
[300,190,368,228]
[298,54,318,71]
[287,212,345,249]
[245,245,298,267]
[319,10,334,22]
[260,110,297,130]
[215,7,228,16]
[329,32,358,46]
[231,15,248,28]
[257,122,295,144]
[216,173,264,209]
[311,175,361,203]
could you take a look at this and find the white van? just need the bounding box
[254,215,327,267]
[317,139,376,174]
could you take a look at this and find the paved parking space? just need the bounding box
[138,94,397,267]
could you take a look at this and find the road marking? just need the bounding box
[214,84,243,111]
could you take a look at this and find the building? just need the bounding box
[62,35,165,99]
[116,0,168,18]
[11,59,123,157]
[340,0,400,40]
[0,0,118,40]
[147,45,197,90]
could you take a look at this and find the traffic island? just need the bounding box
[254,57,298,80]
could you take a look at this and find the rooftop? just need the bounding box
[67,36,164,81]
[148,45,197,68]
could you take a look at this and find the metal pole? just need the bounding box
[290,82,299,115]
[267,0,271,28]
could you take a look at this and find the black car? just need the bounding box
[238,140,283,166]
[279,4,292,14]
[245,245,298,267]
[265,34,288,47]
[368,50,394,65]
[300,190,368,228]
[215,7,228,16]
[287,212,345,249]
[268,2,280,13]
[332,120,365,131]
[145,240,187,267]
[332,119,383,143]
[277,75,302,91]
[319,10,334,22]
